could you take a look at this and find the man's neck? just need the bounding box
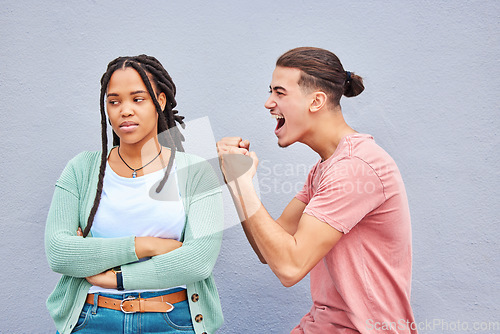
[304,109,356,161]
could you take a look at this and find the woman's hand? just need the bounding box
[85,270,116,289]
[135,237,183,259]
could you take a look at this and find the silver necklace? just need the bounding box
[117,146,163,178]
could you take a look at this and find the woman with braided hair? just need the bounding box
[45,55,224,333]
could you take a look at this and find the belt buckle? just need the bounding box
[120,296,137,314]
[164,301,175,313]
[120,295,176,313]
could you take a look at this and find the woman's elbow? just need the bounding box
[189,251,219,280]
[45,242,64,273]
[46,255,67,275]
[192,261,214,281]
[45,238,81,276]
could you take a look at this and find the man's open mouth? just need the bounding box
[272,114,285,131]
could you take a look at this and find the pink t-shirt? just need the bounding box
[292,134,417,334]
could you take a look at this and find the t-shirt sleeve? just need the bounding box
[303,157,386,234]
[295,162,319,204]
[295,177,311,204]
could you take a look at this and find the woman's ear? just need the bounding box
[310,91,327,113]
[157,92,167,111]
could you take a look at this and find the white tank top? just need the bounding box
[88,162,186,294]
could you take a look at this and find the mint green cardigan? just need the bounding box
[45,150,224,334]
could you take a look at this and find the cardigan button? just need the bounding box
[191,293,200,302]
[195,314,203,323]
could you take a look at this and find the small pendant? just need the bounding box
[132,171,137,178]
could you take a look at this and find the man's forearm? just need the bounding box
[228,178,302,285]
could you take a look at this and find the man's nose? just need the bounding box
[264,95,276,109]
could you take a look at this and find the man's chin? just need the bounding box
[277,140,290,148]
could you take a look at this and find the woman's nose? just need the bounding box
[120,102,134,116]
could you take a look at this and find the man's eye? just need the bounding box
[268,90,283,96]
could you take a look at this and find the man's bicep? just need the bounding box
[276,197,307,235]
[292,213,343,277]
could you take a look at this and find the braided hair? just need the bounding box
[83,55,185,237]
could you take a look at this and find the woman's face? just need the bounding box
[106,67,166,147]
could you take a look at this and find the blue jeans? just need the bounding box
[69,288,195,333]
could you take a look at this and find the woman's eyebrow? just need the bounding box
[106,90,148,97]
[131,90,148,95]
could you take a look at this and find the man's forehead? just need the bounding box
[271,67,302,88]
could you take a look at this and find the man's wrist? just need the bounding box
[228,179,261,221]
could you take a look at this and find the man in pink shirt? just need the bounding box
[217,47,417,333]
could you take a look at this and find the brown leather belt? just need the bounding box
[86,290,187,313]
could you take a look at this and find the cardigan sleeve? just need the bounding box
[45,153,139,278]
[121,155,224,290]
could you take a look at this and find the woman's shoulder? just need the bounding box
[56,151,102,190]
[174,150,206,163]
[174,150,213,170]
[66,150,102,169]
[175,152,218,180]
[174,152,222,201]
[59,151,103,180]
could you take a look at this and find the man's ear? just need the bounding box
[157,92,167,110]
[309,91,327,113]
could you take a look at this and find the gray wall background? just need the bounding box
[1,1,499,333]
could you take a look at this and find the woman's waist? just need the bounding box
[88,285,187,296]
